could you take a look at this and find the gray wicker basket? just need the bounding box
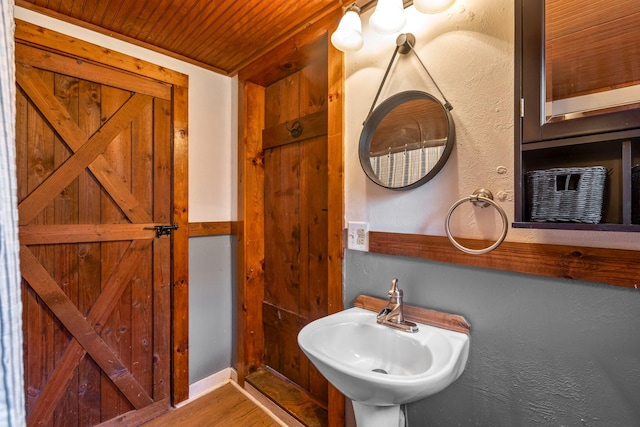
[633,165,640,223]
[526,166,607,223]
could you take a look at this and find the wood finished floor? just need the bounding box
[246,367,327,427]
[142,382,283,426]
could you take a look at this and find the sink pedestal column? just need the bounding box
[352,402,404,427]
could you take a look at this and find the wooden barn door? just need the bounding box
[15,39,178,426]
[260,58,330,405]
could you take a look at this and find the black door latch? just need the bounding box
[146,223,178,238]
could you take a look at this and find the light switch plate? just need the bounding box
[347,221,369,251]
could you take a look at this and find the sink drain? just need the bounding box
[372,368,388,374]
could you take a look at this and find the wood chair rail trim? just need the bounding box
[366,231,640,289]
[188,221,235,237]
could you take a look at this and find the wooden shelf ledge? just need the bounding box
[353,294,470,335]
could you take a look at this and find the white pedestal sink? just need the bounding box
[298,307,470,426]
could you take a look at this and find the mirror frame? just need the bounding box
[520,0,640,144]
[359,90,455,190]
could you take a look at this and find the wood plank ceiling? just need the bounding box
[16,0,345,75]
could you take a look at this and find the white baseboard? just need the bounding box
[177,367,237,407]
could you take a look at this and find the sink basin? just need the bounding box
[298,307,470,407]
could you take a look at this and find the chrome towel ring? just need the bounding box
[445,188,508,255]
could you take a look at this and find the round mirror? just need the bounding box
[359,90,455,190]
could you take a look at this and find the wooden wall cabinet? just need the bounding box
[514,0,640,231]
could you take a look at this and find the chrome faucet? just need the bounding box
[376,278,419,333]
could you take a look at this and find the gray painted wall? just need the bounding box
[188,235,234,384]
[344,249,640,426]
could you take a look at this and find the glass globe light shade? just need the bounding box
[331,9,364,52]
[413,0,456,14]
[369,0,406,35]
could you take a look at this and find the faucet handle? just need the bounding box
[388,278,402,297]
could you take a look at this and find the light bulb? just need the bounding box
[331,8,364,52]
[413,0,456,14]
[370,0,406,35]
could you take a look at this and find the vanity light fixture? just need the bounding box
[330,4,364,52]
[413,0,455,14]
[331,0,456,52]
[369,0,406,35]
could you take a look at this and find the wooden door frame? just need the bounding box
[14,19,191,405]
[236,9,345,426]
